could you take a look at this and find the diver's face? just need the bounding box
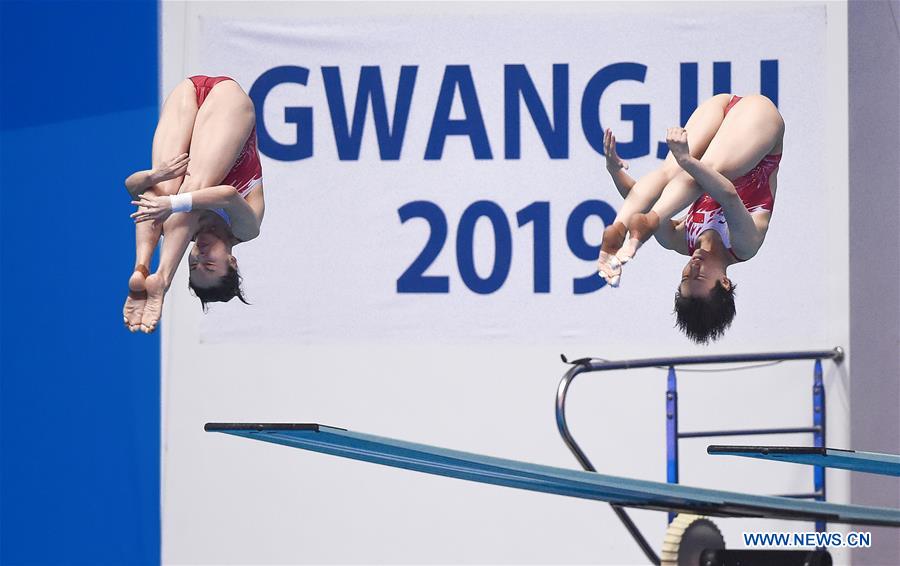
[189,232,234,288]
[679,248,729,297]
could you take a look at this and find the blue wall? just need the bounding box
[1,2,160,564]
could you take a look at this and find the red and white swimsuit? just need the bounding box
[683,95,781,261]
[189,75,262,198]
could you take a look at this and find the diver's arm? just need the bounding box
[243,184,265,232]
[156,212,198,289]
[183,184,262,242]
[603,128,636,198]
[187,184,263,242]
[125,153,191,195]
[223,184,264,242]
[653,217,690,255]
[183,185,241,210]
[607,167,636,199]
[124,170,157,195]
[673,155,764,259]
[132,185,257,239]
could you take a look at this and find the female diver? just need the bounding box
[598,93,784,343]
[123,75,265,333]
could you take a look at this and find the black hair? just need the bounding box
[188,263,250,312]
[673,280,736,344]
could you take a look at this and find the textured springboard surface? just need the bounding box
[205,424,900,527]
[708,445,900,477]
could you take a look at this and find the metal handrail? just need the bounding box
[679,426,821,438]
[554,347,843,565]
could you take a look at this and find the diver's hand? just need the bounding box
[597,221,628,287]
[131,193,173,225]
[597,252,622,287]
[604,128,629,171]
[150,153,190,184]
[666,127,691,165]
[617,211,661,264]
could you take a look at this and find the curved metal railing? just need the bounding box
[555,348,844,565]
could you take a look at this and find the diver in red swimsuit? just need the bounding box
[123,75,266,333]
[597,94,784,343]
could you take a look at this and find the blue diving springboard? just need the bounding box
[205,423,900,527]
[708,445,900,477]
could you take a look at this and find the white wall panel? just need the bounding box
[161,3,850,563]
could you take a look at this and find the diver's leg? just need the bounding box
[178,80,255,193]
[140,82,255,332]
[150,79,199,196]
[650,95,782,220]
[599,94,733,282]
[139,212,199,333]
[125,80,198,331]
[686,94,783,178]
[621,95,784,259]
[123,222,158,332]
[610,93,733,227]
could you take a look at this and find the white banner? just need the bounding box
[196,6,830,346]
[163,4,849,565]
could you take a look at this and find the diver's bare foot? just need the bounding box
[618,212,660,263]
[600,221,628,256]
[123,265,149,332]
[140,273,165,334]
